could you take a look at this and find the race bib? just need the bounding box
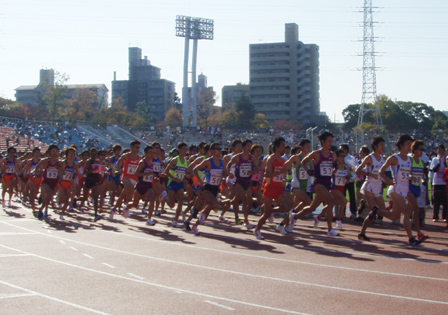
[173,171,185,180]
[273,173,285,183]
[46,168,58,179]
[127,164,138,175]
[412,173,423,185]
[62,171,74,181]
[299,168,308,180]
[320,164,332,177]
[143,174,154,182]
[239,165,251,178]
[153,164,161,173]
[6,166,15,174]
[335,176,346,186]
[399,169,410,181]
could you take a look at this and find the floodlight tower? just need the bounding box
[176,15,214,128]
[358,0,382,127]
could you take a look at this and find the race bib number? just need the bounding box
[412,174,422,185]
[299,168,308,180]
[239,165,251,178]
[153,164,161,173]
[399,169,410,181]
[46,169,58,179]
[127,164,138,175]
[335,176,346,186]
[273,173,285,183]
[6,166,15,174]
[320,164,332,177]
[143,174,154,182]
[62,172,73,181]
[174,171,185,180]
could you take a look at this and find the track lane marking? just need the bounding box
[0,279,110,314]
[205,300,235,310]
[0,245,309,315]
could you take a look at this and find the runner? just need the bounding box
[107,144,122,207]
[223,139,243,224]
[228,139,258,229]
[33,144,60,220]
[82,148,103,221]
[24,147,42,212]
[121,145,157,226]
[58,147,79,220]
[254,137,292,240]
[186,143,227,234]
[163,142,188,227]
[327,149,349,229]
[1,147,19,208]
[359,134,423,246]
[296,132,339,237]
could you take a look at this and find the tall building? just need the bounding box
[15,69,108,109]
[249,23,322,126]
[112,47,175,120]
[222,84,250,111]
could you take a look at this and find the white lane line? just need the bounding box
[0,279,110,314]
[0,232,38,236]
[69,247,78,251]
[0,293,36,299]
[0,254,30,258]
[47,230,52,234]
[0,245,308,315]
[102,263,116,269]
[205,300,235,311]
[2,219,448,283]
[60,240,66,245]
[2,244,448,307]
[83,254,94,260]
[127,273,144,280]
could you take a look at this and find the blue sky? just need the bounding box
[0,0,447,122]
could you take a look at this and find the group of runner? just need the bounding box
[0,131,441,245]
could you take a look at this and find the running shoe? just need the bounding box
[172,220,180,228]
[245,222,255,230]
[416,233,429,242]
[336,220,343,229]
[94,215,102,222]
[142,209,147,215]
[199,212,206,225]
[358,233,371,241]
[37,211,43,220]
[219,215,228,222]
[289,212,297,230]
[327,229,339,236]
[235,218,244,225]
[284,226,293,234]
[191,207,198,219]
[146,219,155,226]
[109,210,114,220]
[409,236,423,246]
[253,230,264,240]
[184,220,191,232]
[367,205,379,220]
[313,216,319,228]
[154,210,161,216]
[158,191,167,201]
[192,225,200,235]
[277,224,287,235]
[8,201,12,208]
[59,215,64,220]
[43,211,48,218]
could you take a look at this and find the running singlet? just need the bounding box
[236,154,252,188]
[313,149,334,190]
[291,155,310,190]
[140,159,154,183]
[168,156,187,184]
[333,168,348,188]
[61,162,75,182]
[366,153,384,184]
[122,154,140,181]
[152,158,161,177]
[205,158,224,186]
[391,154,411,187]
[4,158,16,175]
[43,159,59,189]
[266,158,285,188]
[410,156,424,186]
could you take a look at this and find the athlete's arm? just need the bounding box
[379,155,397,186]
[193,159,211,186]
[227,154,240,179]
[355,155,372,176]
[301,150,319,166]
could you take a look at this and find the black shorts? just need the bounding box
[85,175,100,189]
[203,184,220,197]
[136,181,152,195]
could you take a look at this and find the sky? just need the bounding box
[1,0,447,123]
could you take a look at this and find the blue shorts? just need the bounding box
[167,181,184,192]
[285,183,292,193]
[408,185,421,198]
[193,185,203,197]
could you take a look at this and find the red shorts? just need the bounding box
[332,185,345,194]
[2,174,16,184]
[29,176,42,187]
[263,185,284,200]
[58,180,73,190]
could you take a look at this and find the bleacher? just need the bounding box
[0,125,49,153]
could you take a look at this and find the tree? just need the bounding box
[342,104,361,130]
[135,100,154,125]
[61,88,96,122]
[173,92,182,111]
[234,95,255,130]
[251,113,269,130]
[220,108,238,130]
[164,107,182,128]
[38,71,69,124]
[432,110,448,133]
[197,89,216,130]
